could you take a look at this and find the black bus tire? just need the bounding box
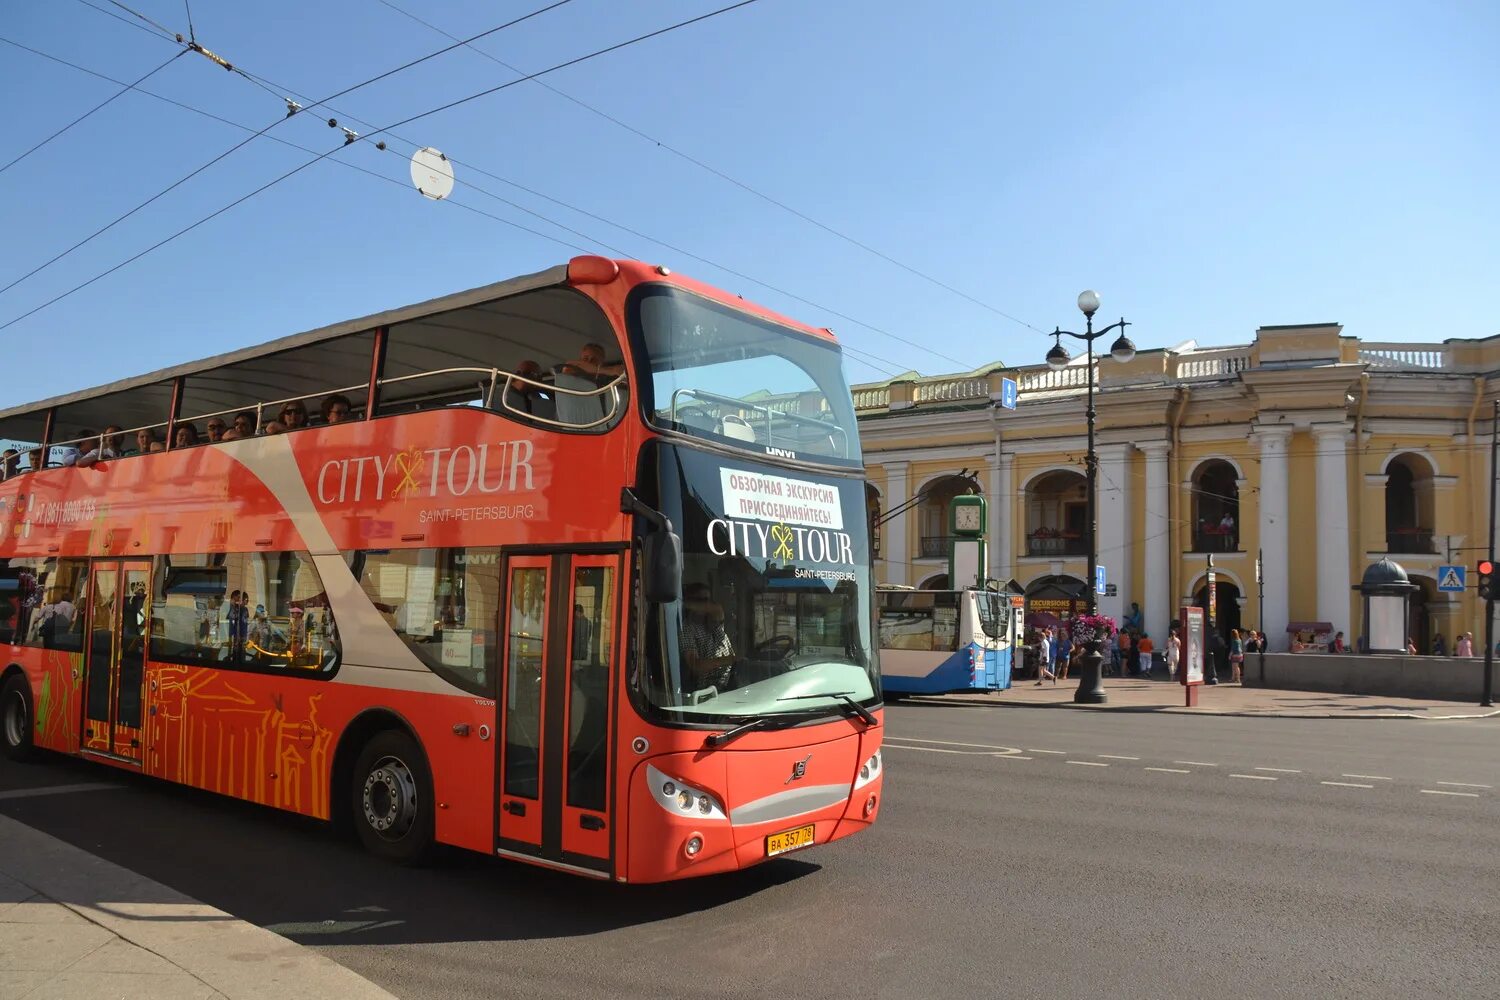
[2,675,36,763]
[351,729,435,864]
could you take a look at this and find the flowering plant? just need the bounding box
[1068,613,1118,646]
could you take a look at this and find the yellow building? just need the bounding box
[856,324,1496,651]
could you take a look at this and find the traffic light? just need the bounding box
[1479,560,1495,601]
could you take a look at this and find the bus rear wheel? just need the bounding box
[2,675,36,762]
[351,730,434,864]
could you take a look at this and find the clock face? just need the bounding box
[954,503,982,533]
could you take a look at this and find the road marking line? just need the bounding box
[1436,781,1491,789]
[883,737,1024,753]
[883,745,1033,760]
[1145,767,1191,774]
[1321,781,1374,789]
[0,783,122,801]
[1342,774,1392,781]
[1065,760,1109,767]
[1027,749,1066,755]
[1421,789,1480,798]
[1254,767,1302,774]
[1098,754,1140,760]
[1174,761,1217,767]
[1230,773,1277,781]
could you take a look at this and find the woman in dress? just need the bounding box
[1228,628,1245,683]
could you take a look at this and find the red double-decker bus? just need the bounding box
[0,258,882,882]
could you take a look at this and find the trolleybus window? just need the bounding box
[629,285,861,466]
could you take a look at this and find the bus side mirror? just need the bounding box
[642,530,682,604]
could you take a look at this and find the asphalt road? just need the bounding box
[2,703,1498,999]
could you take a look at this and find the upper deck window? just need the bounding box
[628,285,861,467]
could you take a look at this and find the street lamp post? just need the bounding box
[1045,289,1136,704]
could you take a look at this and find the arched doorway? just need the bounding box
[919,574,950,591]
[1192,579,1242,641]
[1408,574,1436,653]
[1191,459,1240,552]
[1024,574,1087,627]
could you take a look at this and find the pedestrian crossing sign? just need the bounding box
[1437,565,1466,592]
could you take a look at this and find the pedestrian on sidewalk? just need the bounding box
[1058,639,1076,682]
[1137,632,1154,677]
[1228,628,1244,683]
[1117,629,1133,677]
[1035,628,1055,684]
[1457,632,1474,657]
[1431,632,1446,656]
[1166,627,1180,679]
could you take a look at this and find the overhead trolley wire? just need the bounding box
[0,48,186,176]
[0,0,769,333]
[3,0,579,300]
[370,0,1046,336]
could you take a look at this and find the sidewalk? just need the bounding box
[0,813,399,1000]
[938,677,1500,719]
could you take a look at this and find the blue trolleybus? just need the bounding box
[877,588,1021,697]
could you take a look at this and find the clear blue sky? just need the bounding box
[1,0,1495,406]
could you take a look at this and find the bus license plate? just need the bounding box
[765,824,815,857]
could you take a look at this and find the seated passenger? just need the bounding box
[554,343,624,426]
[263,420,285,435]
[76,426,124,467]
[1,449,18,479]
[679,582,735,691]
[125,427,157,456]
[232,412,257,437]
[173,423,200,448]
[58,431,91,467]
[320,394,354,424]
[149,440,166,453]
[279,401,310,430]
[220,428,242,441]
[26,447,44,472]
[204,417,227,442]
[502,360,554,418]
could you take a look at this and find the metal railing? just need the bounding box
[667,386,851,458]
[1025,534,1088,557]
[1191,531,1241,553]
[1385,529,1437,554]
[919,535,955,558]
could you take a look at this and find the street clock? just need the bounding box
[949,494,987,589]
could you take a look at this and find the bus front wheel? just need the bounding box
[1,675,35,762]
[351,730,434,864]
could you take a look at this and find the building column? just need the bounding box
[1096,443,1133,622]
[1141,442,1171,642]
[1313,423,1354,634]
[991,445,1013,583]
[883,460,910,587]
[1257,426,1292,650]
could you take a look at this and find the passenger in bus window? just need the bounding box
[321,394,354,424]
[76,426,124,467]
[1,449,18,478]
[503,360,551,416]
[149,440,166,453]
[26,447,44,472]
[58,431,91,466]
[233,411,256,437]
[279,401,309,430]
[205,417,227,442]
[262,420,285,435]
[220,428,242,442]
[125,427,156,456]
[173,423,200,448]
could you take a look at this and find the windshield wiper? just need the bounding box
[776,691,879,727]
[703,717,773,748]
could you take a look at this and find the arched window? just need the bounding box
[1025,471,1087,557]
[1385,454,1436,554]
[1192,460,1240,552]
[917,474,977,558]
[866,483,883,559]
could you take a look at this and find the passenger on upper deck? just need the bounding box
[279,400,309,430]
[553,343,624,426]
[1,449,17,479]
[125,428,157,457]
[76,427,124,467]
[502,360,554,419]
[205,417,227,442]
[220,428,242,441]
[321,395,354,425]
[58,432,90,467]
[26,447,44,473]
[173,423,199,448]
[263,420,285,436]
[232,412,256,437]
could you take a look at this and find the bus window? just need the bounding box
[973,592,1010,642]
[348,547,502,696]
[0,558,89,653]
[877,590,960,652]
[150,558,228,666]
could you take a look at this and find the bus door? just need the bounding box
[496,551,620,876]
[81,560,150,763]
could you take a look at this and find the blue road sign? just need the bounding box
[1095,564,1107,595]
[999,377,1019,411]
[1437,565,1466,592]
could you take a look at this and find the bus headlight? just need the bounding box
[854,750,882,790]
[647,765,727,821]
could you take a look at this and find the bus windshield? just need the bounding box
[630,284,862,467]
[635,444,878,725]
